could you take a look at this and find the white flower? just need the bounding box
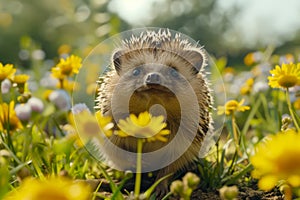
[40,72,58,88]
[71,103,90,114]
[253,81,269,94]
[49,90,71,111]
[1,79,11,94]
[15,103,32,121]
[31,49,45,60]
[28,97,44,113]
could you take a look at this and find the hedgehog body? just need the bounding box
[95,29,213,196]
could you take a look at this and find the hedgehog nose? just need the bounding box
[145,73,161,85]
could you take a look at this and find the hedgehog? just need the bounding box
[95,29,213,197]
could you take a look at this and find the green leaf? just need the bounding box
[143,173,172,199]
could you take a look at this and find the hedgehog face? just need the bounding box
[112,48,206,77]
[111,47,206,93]
[110,50,205,118]
[97,30,211,124]
[117,63,186,93]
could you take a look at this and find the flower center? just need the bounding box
[276,152,300,173]
[36,190,69,200]
[225,101,238,110]
[278,75,298,88]
[61,65,73,75]
[84,121,100,136]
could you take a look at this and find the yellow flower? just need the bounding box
[72,110,102,143]
[12,74,30,94]
[268,63,300,88]
[0,63,16,81]
[68,104,113,145]
[51,55,82,79]
[4,177,91,200]
[117,111,170,142]
[86,83,97,95]
[62,124,85,148]
[217,99,250,116]
[43,89,53,100]
[223,67,235,75]
[251,130,300,191]
[12,74,30,84]
[294,98,300,110]
[95,111,114,137]
[240,78,254,95]
[244,52,255,66]
[58,44,72,55]
[244,52,262,66]
[59,79,79,91]
[0,101,23,132]
[279,54,295,64]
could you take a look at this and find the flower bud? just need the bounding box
[281,115,293,131]
[49,90,71,111]
[28,97,44,113]
[170,180,184,195]
[1,79,11,94]
[17,92,32,104]
[182,172,200,190]
[219,185,238,200]
[280,184,292,200]
[15,103,32,121]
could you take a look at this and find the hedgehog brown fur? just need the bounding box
[95,29,213,197]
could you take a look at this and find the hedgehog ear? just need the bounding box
[184,49,206,74]
[112,50,123,74]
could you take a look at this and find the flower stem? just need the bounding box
[286,88,300,131]
[281,184,292,200]
[231,114,243,157]
[59,78,64,89]
[134,138,143,199]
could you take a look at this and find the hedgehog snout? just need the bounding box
[145,72,161,85]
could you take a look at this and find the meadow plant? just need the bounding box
[1,48,300,200]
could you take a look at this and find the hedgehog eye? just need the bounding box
[169,67,179,78]
[132,67,141,76]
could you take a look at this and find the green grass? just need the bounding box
[1,48,300,199]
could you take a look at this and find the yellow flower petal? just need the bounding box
[258,175,278,191]
[217,99,250,116]
[287,175,300,187]
[13,74,30,84]
[0,101,23,132]
[268,63,300,88]
[0,63,16,81]
[94,111,113,138]
[4,177,91,200]
[51,55,82,79]
[117,111,170,142]
[251,130,300,191]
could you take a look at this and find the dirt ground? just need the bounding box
[85,178,284,199]
[189,187,283,200]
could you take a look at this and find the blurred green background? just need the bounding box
[1,0,300,67]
